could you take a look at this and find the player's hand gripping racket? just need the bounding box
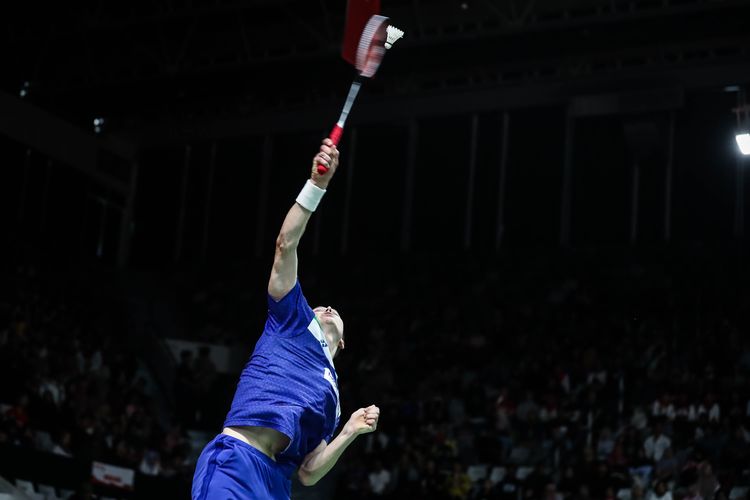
[317,5,404,174]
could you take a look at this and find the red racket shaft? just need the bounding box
[317,80,363,174]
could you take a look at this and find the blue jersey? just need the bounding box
[223,281,341,476]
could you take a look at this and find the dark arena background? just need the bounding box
[2,0,750,499]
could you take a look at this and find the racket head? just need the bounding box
[342,0,381,66]
[355,14,389,78]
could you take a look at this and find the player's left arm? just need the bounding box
[297,405,380,486]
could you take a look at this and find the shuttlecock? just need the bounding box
[385,25,404,50]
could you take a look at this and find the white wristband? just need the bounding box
[296,180,326,212]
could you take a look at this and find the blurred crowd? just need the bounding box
[2,245,750,500]
[179,247,750,500]
[0,263,191,480]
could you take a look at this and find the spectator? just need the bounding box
[608,436,628,467]
[631,482,646,500]
[391,453,420,497]
[558,465,579,498]
[470,478,500,500]
[515,392,540,424]
[495,465,520,500]
[445,462,472,500]
[597,427,616,460]
[139,449,162,476]
[644,422,672,463]
[696,462,720,500]
[647,480,673,500]
[174,349,196,423]
[631,407,649,432]
[654,447,680,481]
[420,460,443,498]
[6,394,30,429]
[368,459,392,496]
[193,347,216,397]
[51,430,73,457]
[573,484,593,500]
[543,482,564,500]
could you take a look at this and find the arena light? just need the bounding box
[93,117,104,134]
[733,87,750,156]
[737,133,750,156]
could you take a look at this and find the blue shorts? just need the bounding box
[192,434,292,500]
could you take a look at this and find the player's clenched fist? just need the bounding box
[311,138,339,189]
[344,405,380,436]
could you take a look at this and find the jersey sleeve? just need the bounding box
[265,280,314,338]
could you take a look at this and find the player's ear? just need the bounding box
[339,338,345,351]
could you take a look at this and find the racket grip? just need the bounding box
[316,124,344,174]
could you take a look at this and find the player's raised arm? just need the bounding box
[268,139,340,301]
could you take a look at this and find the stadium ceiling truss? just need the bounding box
[3,0,750,268]
[4,0,750,136]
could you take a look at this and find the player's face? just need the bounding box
[313,306,345,344]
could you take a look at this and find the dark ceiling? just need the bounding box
[4,0,750,139]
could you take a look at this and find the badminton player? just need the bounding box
[191,138,380,499]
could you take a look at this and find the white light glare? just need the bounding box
[93,117,105,134]
[737,133,750,156]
